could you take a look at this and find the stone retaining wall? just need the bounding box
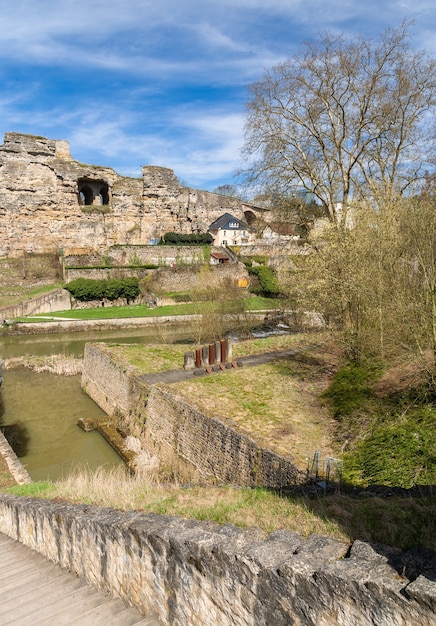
[81,343,147,417]
[0,495,434,626]
[81,344,304,487]
[146,385,304,487]
[0,288,71,320]
[0,431,31,485]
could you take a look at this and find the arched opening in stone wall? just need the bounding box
[244,210,257,225]
[78,185,94,205]
[78,179,110,206]
[99,186,109,205]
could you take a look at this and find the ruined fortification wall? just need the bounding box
[0,132,258,256]
[81,343,146,417]
[0,495,434,626]
[145,263,249,293]
[0,288,72,320]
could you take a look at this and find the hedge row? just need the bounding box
[64,277,140,302]
[159,232,213,245]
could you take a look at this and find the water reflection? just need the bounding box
[1,423,30,457]
[0,326,196,481]
[0,389,30,457]
[0,326,195,359]
[1,369,122,481]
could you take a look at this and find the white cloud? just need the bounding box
[0,0,434,190]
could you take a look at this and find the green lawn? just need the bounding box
[18,296,283,322]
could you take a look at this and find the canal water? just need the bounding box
[0,326,195,481]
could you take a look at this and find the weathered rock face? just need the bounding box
[0,132,260,256]
[0,495,435,626]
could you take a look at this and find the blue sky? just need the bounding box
[0,1,434,191]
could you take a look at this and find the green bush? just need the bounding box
[159,232,213,245]
[248,265,281,296]
[65,277,140,302]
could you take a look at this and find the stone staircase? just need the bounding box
[0,532,158,625]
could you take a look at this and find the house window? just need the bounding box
[223,231,227,236]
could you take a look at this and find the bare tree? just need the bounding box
[242,20,436,226]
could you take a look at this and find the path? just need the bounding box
[139,345,318,385]
[0,532,158,625]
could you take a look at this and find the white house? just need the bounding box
[208,213,253,246]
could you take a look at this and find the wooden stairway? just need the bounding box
[0,532,159,625]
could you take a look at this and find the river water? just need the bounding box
[0,326,195,481]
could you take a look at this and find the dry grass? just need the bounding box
[232,331,331,358]
[11,465,434,550]
[30,465,347,541]
[3,354,83,375]
[107,343,190,373]
[173,349,338,469]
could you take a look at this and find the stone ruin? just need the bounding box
[0,132,264,257]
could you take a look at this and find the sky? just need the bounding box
[0,1,434,192]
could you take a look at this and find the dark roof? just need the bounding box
[210,252,229,260]
[208,212,249,231]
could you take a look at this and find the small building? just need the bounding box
[210,252,230,265]
[208,213,253,246]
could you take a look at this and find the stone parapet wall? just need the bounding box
[0,495,434,626]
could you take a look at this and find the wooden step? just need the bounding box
[0,533,158,625]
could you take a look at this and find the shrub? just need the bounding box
[65,277,140,302]
[248,265,281,297]
[159,232,213,245]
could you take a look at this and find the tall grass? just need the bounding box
[6,466,435,550]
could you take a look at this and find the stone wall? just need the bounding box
[0,132,263,256]
[0,288,71,320]
[0,431,31,484]
[81,343,147,417]
[0,495,434,626]
[64,267,148,283]
[145,263,249,294]
[81,344,304,488]
[145,385,304,487]
[63,245,207,268]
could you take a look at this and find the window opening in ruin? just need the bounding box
[78,185,94,205]
[78,179,110,206]
[99,186,109,205]
[244,210,256,225]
